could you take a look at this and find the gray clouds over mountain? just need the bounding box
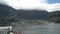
[0,0,60,12]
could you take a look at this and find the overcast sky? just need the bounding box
[0,0,60,12]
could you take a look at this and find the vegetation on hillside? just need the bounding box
[0,4,60,26]
[48,11,60,23]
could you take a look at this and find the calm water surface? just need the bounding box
[12,23,60,34]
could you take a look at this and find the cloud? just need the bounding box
[0,0,8,5]
[2,0,60,12]
[5,0,47,9]
[46,3,60,12]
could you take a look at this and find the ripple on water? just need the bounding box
[12,23,60,34]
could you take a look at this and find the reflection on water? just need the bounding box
[12,23,60,34]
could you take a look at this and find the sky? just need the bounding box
[0,0,60,12]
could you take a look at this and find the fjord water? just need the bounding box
[13,23,60,34]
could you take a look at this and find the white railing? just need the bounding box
[0,26,12,34]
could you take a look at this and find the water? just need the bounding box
[12,23,60,34]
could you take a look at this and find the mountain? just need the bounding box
[48,11,60,23]
[0,4,18,25]
[17,10,48,19]
[0,4,49,25]
[0,4,16,18]
[0,4,60,25]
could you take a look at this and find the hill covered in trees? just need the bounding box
[48,11,60,23]
[0,4,60,26]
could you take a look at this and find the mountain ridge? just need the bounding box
[0,4,60,24]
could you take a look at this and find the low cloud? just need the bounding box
[1,0,60,12]
[0,0,8,5]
